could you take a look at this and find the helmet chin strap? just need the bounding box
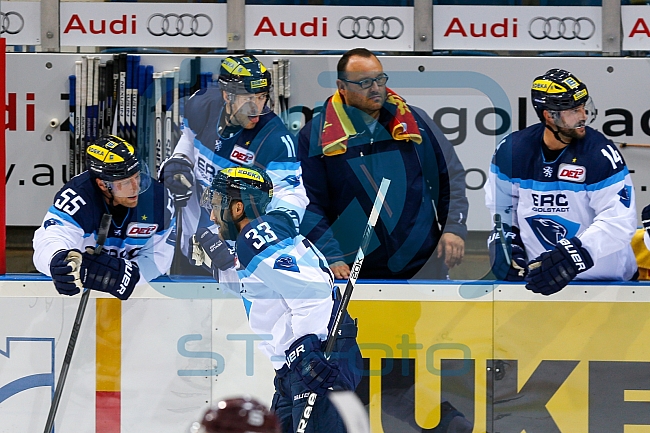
[544,123,573,146]
[219,205,246,241]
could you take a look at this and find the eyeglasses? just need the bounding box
[340,73,389,89]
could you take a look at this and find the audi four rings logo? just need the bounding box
[147,13,213,37]
[528,16,595,40]
[1,11,24,35]
[338,16,404,40]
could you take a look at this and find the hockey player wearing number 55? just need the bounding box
[485,69,637,295]
[159,55,308,271]
[33,135,174,300]
[193,167,362,433]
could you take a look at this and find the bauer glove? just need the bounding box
[80,248,139,300]
[525,237,593,296]
[487,223,528,281]
[159,155,194,206]
[50,249,83,296]
[285,334,339,396]
[194,228,236,275]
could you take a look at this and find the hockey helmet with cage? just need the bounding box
[531,68,596,127]
[202,166,273,220]
[218,55,272,96]
[191,396,280,433]
[86,134,151,196]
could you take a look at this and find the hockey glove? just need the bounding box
[642,204,650,235]
[487,223,528,281]
[525,237,594,296]
[50,249,83,296]
[159,155,194,206]
[195,228,236,273]
[285,334,339,396]
[80,249,140,300]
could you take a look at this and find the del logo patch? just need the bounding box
[126,222,158,238]
[557,163,586,182]
[230,146,255,166]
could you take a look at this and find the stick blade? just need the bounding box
[329,391,370,433]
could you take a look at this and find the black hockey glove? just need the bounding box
[642,204,650,235]
[525,237,594,296]
[488,223,528,281]
[196,228,236,273]
[285,334,339,396]
[80,249,139,300]
[159,155,194,206]
[50,249,83,296]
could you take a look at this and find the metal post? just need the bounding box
[602,0,621,56]
[414,0,433,53]
[40,0,60,52]
[227,0,246,52]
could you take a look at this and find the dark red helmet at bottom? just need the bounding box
[195,397,280,433]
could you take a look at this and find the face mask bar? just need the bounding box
[103,161,151,197]
[547,97,597,129]
[200,188,232,211]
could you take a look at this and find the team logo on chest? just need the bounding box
[558,163,586,182]
[230,145,255,166]
[543,166,553,178]
[126,222,158,238]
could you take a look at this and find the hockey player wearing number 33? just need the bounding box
[33,135,174,300]
[485,69,637,295]
[194,166,362,433]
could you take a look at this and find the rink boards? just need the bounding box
[1,277,650,433]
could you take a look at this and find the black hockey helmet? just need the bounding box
[531,69,595,124]
[86,134,150,196]
[202,166,273,220]
[218,55,272,95]
[196,397,280,433]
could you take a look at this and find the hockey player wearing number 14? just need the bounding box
[485,68,637,295]
[33,135,174,300]
[193,166,362,433]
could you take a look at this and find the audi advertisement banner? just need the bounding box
[245,5,414,51]
[59,2,227,48]
[622,5,650,51]
[0,1,40,46]
[433,6,601,51]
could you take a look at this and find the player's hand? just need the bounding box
[329,261,350,280]
[525,237,593,296]
[437,233,465,269]
[159,155,194,206]
[285,334,339,396]
[196,228,235,271]
[50,249,83,296]
[80,249,139,300]
[488,224,528,281]
[642,204,650,235]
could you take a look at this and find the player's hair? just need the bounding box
[337,48,377,80]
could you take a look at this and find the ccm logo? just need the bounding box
[126,223,158,237]
[230,146,255,165]
[558,164,586,182]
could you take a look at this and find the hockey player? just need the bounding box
[193,166,361,433]
[159,54,308,271]
[485,68,637,295]
[191,396,281,433]
[33,135,174,300]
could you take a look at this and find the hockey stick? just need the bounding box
[68,74,76,181]
[296,178,391,433]
[153,72,163,174]
[171,174,192,275]
[43,213,113,433]
[616,142,650,149]
[493,213,511,265]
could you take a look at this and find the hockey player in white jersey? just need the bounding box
[193,166,361,433]
[158,55,308,272]
[33,135,174,299]
[485,68,637,295]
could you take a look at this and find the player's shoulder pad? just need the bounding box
[184,87,224,133]
[236,214,298,267]
[50,172,103,229]
[246,114,296,162]
[575,127,629,183]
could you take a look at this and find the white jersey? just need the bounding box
[233,214,335,370]
[33,172,175,283]
[485,123,637,281]
[173,87,308,256]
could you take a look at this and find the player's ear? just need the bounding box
[95,178,107,192]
